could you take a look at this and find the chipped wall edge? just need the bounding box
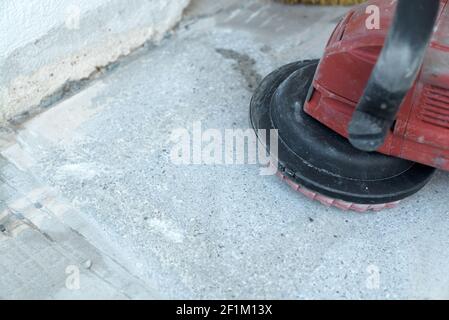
[0,0,191,126]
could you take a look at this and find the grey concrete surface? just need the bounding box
[2,0,449,299]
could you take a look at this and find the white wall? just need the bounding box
[0,0,109,61]
[0,0,191,124]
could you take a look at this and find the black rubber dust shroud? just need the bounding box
[250,60,435,205]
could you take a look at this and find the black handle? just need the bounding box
[348,0,440,152]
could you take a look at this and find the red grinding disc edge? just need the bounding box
[275,171,400,213]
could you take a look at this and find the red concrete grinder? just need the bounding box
[250,0,449,212]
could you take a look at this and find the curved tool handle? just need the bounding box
[348,0,440,152]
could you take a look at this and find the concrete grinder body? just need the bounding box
[251,0,448,211]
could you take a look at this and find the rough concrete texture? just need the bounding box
[0,0,190,125]
[1,0,449,299]
[0,165,157,299]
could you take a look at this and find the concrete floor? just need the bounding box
[2,0,449,299]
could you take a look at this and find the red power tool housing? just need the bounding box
[306,0,449,170]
